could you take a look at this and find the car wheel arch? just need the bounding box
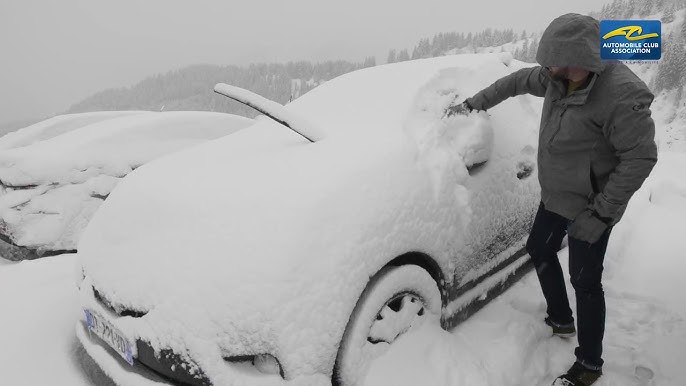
[385,251,448,307]
[330,252,447,382]
[331,253,445,385]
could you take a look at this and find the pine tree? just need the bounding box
[522,39,531,62]
[362,56,376,68]
[654,34,686,91]
[513,46,522,60]
[675,34,686,88]
[397,49,410,62]
[386,50,397,64]
[600,4,609,18]
[663,1,676,22]
[529,38,540,62]
[411,38,431,59]
[625,0,636,17]
[606,0,619,18]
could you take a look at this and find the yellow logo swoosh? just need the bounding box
[602,26,659,41]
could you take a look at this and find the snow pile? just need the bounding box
[76,53,541,383]
[403,66,495,195]
[0,254,93,385]
[0,111,253,256]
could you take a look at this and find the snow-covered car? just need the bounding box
[0,111,253,260]
[76,53,543,385]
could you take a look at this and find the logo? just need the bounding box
[600,20,661,61]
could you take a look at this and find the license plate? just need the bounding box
[84,309,134,366]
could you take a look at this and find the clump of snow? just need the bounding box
[0,111,252,255]
[403,67,495,196]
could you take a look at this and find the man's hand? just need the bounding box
[567,209,610,244]
[445,100,473,117]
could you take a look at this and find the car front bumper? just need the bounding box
[76,321,211,386]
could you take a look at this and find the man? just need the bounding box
[447,13,657,386]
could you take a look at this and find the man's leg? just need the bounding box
[567,228,611,371]
[526,202,573,325]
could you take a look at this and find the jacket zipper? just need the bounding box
[547,105,568,147]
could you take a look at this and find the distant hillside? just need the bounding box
[66,60,376,118]
[66,27,538,120]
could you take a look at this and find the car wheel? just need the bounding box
[334,264,441,385]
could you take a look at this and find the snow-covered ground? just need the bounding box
[1,151,683,385]
[366,156,686,386]
[2,18,685,382]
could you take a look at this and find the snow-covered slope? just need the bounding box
[0,111,253,258]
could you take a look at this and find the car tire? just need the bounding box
[334,264,441,385]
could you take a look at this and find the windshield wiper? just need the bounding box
[214,83,325,143]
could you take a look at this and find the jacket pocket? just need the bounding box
[546,153,594,198]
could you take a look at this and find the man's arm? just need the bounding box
[466,66,549,111]
[592,83,658,222]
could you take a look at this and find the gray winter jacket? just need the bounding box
[466,14,657,223]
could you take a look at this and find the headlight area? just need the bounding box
[224,354,284,378]
[137,344,286,385]
[136,340,211,386]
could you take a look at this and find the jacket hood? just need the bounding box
[536,13,603,73]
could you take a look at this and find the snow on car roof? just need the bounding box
[285,53,514,136]
[0,111,252,187]
[0,111,149,151]
[0,111,253,254]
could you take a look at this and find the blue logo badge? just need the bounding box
[600,20,661,61]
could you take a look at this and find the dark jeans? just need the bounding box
[525,202,611,370]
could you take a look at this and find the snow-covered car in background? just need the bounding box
[0,111,253,260]
[76,53,543,385]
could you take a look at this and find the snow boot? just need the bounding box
[545,317,576,338]
[552,361,602,386]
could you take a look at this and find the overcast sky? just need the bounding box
[0,0,612,125]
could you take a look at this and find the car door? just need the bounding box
[442,100,540,325]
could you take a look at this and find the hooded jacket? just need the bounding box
[466,13,657,223]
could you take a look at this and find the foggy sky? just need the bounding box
[0,0,611,125]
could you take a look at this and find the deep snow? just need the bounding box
[1,45,684,386]
[1,152,684,385]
